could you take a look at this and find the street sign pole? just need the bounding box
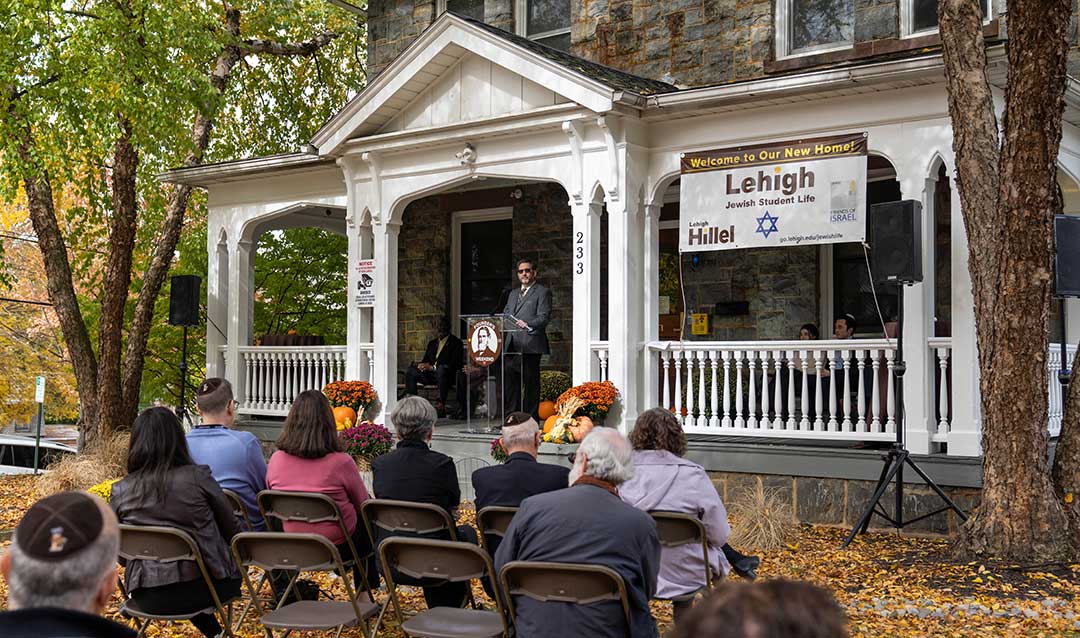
[33,376,45,474]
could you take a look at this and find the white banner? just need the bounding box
[356,259,375,308]
[680,133,867,252]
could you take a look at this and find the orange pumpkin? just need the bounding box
[543,415,559,434]
[333,406,357,430]
[569,416,594,441]
[538,400,556,420]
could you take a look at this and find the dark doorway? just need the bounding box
[460,219,513,316]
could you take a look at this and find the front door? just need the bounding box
[459,218,513,317]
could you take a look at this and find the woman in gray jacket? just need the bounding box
[111,407,241,638]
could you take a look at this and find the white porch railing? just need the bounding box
[646,340,898,441]
[234,346,347,416]
[359,342,375,381]
[591,341,609,381]
[929,339,1077,439]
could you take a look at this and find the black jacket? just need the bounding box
[472,452,569,510]
[420,334,464,370]
[372,440,460,515]
[0,607,137,638]
[111,464,240,591]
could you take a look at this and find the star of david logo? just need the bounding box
[755,211,779,239]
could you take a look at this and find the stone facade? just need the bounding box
[710,471,978,536]
[368,0,436,76]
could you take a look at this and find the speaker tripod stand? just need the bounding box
[842,282,968,548]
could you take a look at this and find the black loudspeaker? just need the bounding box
[870,200,923,284]
[1055,215,1080,297]
[168,275,201,326]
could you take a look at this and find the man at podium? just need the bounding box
[502,258,551,417]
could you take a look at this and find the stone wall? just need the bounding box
[368,0,436,77]
[679,246,819,341]
[711,471,978,536]
[397,198,453,370]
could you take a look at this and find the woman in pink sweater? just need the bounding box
[266,390,376,589]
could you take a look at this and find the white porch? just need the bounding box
[168,14,1080,459]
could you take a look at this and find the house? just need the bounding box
[162,1,1080,533]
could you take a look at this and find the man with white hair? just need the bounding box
[0,490,134,637]
[494,427,661,638]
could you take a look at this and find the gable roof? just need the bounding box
[311,12,677,155]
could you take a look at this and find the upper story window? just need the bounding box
[902,0,989,35]
[776,0,854,58]
[517,0,572,50]
[440,0,485,21]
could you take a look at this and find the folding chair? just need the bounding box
[117,524,238,638]
[475,506,518,554]
[379,537,509,638]
[257,490,375,595]
[361,498,462,626]
[231,532,379,638]
[499,561,632,636]
[648,511,716,605]
[222,488,256,531]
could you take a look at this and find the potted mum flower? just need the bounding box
[339,421,394,473]
[323,380,379,421]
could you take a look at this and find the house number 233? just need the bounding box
[575,232,584,274]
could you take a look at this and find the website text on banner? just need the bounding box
[679,133,868,252]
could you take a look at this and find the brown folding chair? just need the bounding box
[117,524,238,638]
[360,498,462,626]
[257,489,375,595]
[499,561,632,636]
[379,537,509,638]
[222,488,256,531]
[649,511,716,603]
[231,532,379,638]
[475,506,518,554]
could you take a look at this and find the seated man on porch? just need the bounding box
[404,317,464,417]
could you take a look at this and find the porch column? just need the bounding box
[205,227,228,378]
[947,180,982,456]
[898,174,934,454]
[607,194,645,433]
[346,220,375,381]
[224,238,255,403]
[371,221,400,423]
[642,203,662,410]
[571,199,602,384]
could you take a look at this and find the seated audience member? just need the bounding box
[0,491,133,638]
[372,395,478,608]
[799,323,820,340]
[187,377,267,530]
[671,579,849,638]
[111,407,241,638]
[472,411,570,552]
[266,390,377,590]
[621,409,760,622]
[404,317,464,417]
[495,428,661,638]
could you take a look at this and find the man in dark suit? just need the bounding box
[404,317,463,416]
[472,412,569,553]
[502,258,551,417]
[495,428,661,638]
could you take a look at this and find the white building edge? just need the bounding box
[163,13,1080,459]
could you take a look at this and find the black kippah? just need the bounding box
[504,411,535,427]
[15,491,104,561]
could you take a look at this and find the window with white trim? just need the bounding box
[902,0,989,36]
[776,0,854,58]
[516,0,571,50]
[437,0,485,21]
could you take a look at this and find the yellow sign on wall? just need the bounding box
[691,313,709,336]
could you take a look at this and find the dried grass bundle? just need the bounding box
[34,431,129,497]
[727,481,796,551]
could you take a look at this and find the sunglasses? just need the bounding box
[517,268,534,273]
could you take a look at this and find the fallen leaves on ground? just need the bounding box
[1,478,1079,637]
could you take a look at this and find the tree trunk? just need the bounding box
[98,122,139,436]
[1052,345,1080,541]
[940,0,1074,560]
